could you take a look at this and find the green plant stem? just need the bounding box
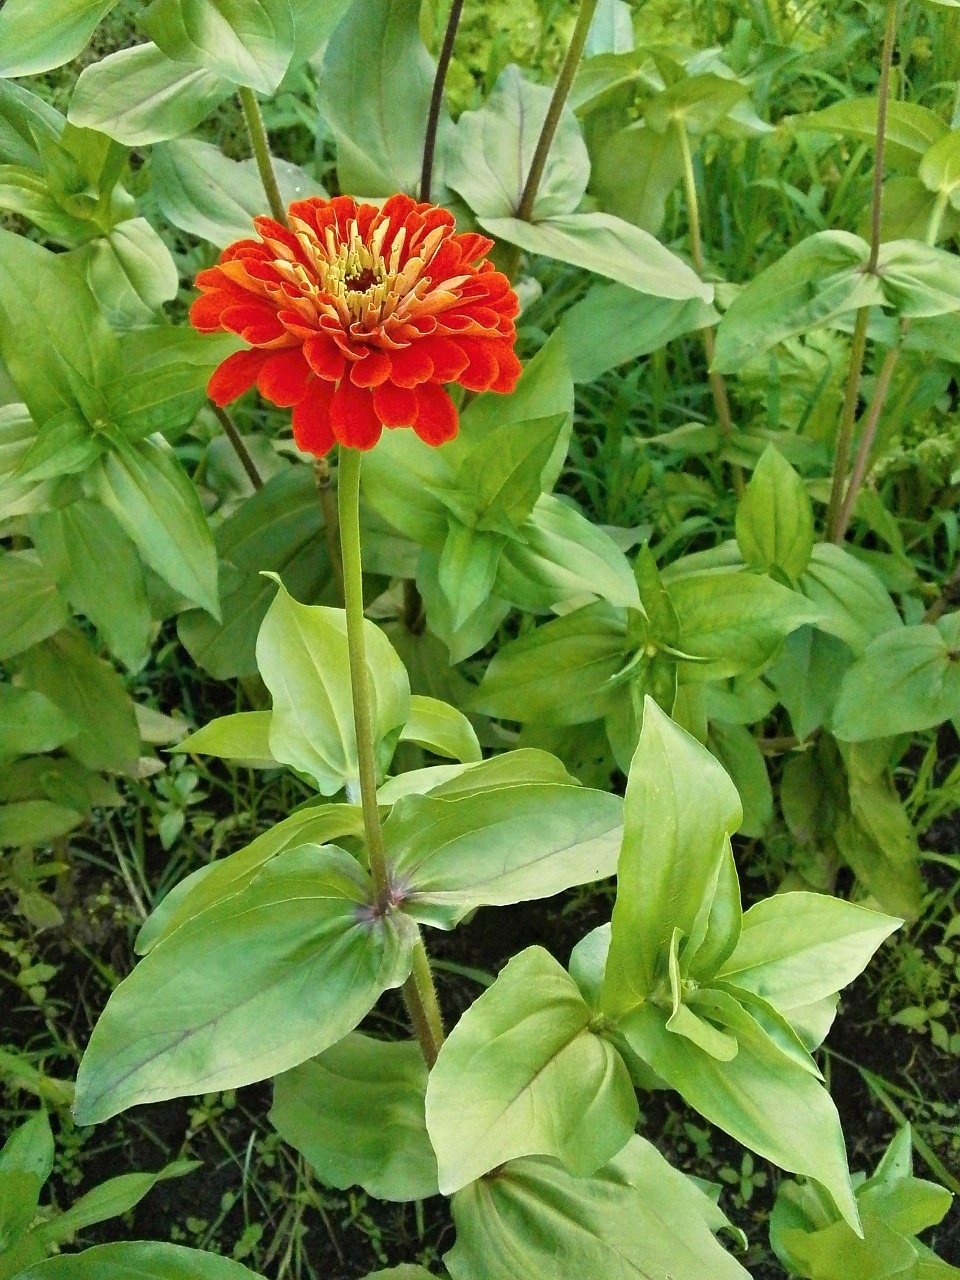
[825,0,898,540]
[238,85,288,226]
[676,121,745,498]
[312,455,344,605]
[210,403,264,490]
[926,188,950,247]
[337,446,444,1068]
[516,0,599,221]
[833,341,901,542]
[420,0,465,202]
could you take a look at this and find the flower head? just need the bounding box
[191,194,522,454]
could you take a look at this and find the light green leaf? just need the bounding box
[0,687,79,762]
[482,211,713,301]
[875,239,960,318]
[446,1137,749,1280]
[712,231,880,374]
[560,282,717,382]
[76,218,179,327]
[496,494,640,611]
[0,800,83,848]
[708,721,773,839]
[799,543,902,656]
[645,73,747,136]
[792,99,948,170]
[717,892,900,1013]
[919,130,960,203]
[20,629,140,774]
[0,81,64,168]
[0,1111,54,1183]
[145,0,294,95]
[0,0,120,78]
[68,43,232,147]
[471,601,628,726]
[13,1242,270,1279]
[458,415,568,535]
[833,619,960,741]
[768,627,853,741]
[427,947,637,1193]
[271,1034,437,1201]
[670,569,822,681]
[735,445,815,583]
[437,522,505,632]
[37,1163,196,1246]
[256,578,410,794]
[88,433,219,619]
[175,711,275,767]
[135,804,365,953]
[602,698,742,1016]
[399,695,481,763]
[384,783,623,927]
[73,845,417,1124]
[446,64,589,219]
[593,120,688,235]
[29,501,151,672]
[0,552,68,662]
[319,0,435,197]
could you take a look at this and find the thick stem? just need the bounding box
[337,447,444,1066]
[210,403,264,490]
[421,0,465,202]
[676,121,745,497]
[516,0,600,223]
[313,455,344,604]
[833,342,901,542]
[825,306,871,539]
[238,85,288,226]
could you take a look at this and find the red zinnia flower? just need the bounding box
[190,193,522,454]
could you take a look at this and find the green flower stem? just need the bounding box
[337,447,444,1067]
[676,121,745,499]
[238,85,288,227]
[209,402,264,490]
[833,340,901,543]
[825,0,898,540]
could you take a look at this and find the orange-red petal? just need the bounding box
[257,350,312,407]
[331,379,382,450]
[350,350,392,388]
[207,349,268,405]
[373,382,418,427]
[413,383,458,446]
[303,333,346,381]
[292,379,336,456]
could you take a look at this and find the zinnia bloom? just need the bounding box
[190,193,522,454]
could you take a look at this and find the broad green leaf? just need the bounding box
[708,721,773,839]
[482,211,713,301]
[0,404,57,521]
[416,551,510,664]
[594,119,687,237]
[0,1169,42,1256]
[271,1034,437,1201]
[135,804,365,953]
[0,0,120,78]
[13,1242,269,1279]
[602,698,742,1016]
[88,433,219,619]
[645,72,747,135]
[875,239,960,317]
[446,1137,749,1280]
[799,543,901,656]
[919,130,960,203]
[0,82,64,168]
[457,415,568,535]
[411,748,577,798]
[792,99,948,170]
[560,282,717,381]
[768,627,853,741]
[178,467,331,680]
[384,783,623,927]
[437,522,505,631]
[0,687,79,762]
[145,0,294,96]
[618,998,860,1229]
[717,892,900,1013]
[471,601,628,725]
[76,218,179,327]
[833,620,960,742]
[319,0,435,196]
[152,138,322,247]
[360,1269,436,1280]
[496,494,640,611]
[175,711,275,767]
[29,501,151,671]
[256,578,410,794]
[73,845,417,1124]
[670,569,821,681]
[20,629,140,774]
[0,553,68,661]
[68,43,232,147]
[584,0,634,55]
[838,749,923,921]
[427,947,637,1192]
[399,695,481,763]
[446,64,589,219]
[0,800,83,848]
[36,1163,196,1246]
[0,230,118,428]
[735,445,815,584]
[0,1110,54,1183]
[712,231,880,374]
